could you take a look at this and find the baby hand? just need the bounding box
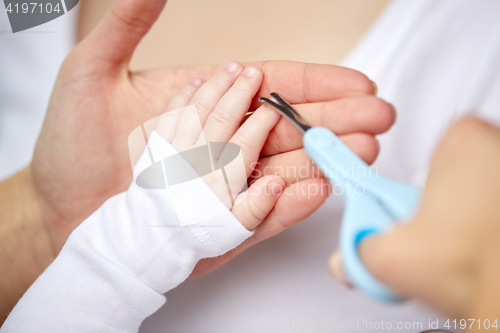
[150,61,286,230]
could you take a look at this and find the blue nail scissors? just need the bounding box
[259,93,421,302]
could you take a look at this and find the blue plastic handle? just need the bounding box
[303,127,421,302]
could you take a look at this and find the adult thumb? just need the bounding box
[329,223,425,299]
[75,0,167,72]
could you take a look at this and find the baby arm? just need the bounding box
[1,62,285,333]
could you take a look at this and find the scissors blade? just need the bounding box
[259,93,311,134]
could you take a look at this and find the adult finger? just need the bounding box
[252,133,380,185]
[327,251,353,288]
[295,97,396,135]
[148,61,377,108]
[249,61,377,110]
[260,97,394,156]
[328,224,427,299]
[73,0,167,72]
[251,178,331,241]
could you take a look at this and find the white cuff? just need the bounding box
[1,131,253,333]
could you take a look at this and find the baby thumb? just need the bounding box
[231,176,286,231]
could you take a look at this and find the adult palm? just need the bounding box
[32,0,393,271]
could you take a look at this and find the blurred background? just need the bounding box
[78,0,389,69]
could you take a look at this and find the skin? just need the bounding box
[78,0,500,325]
[0,0,396,323]
[151,60,291,231]
[329,117,500,329]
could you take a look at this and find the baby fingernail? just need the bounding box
[243,66,257,78]
[225,61,239,73]
[267,181,284,196]
[192,78,204,86]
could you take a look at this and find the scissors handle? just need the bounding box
[303,127,421,302]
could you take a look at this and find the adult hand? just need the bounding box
[0,0,394,320]
[330,117,500,322]
[35,0,392,261]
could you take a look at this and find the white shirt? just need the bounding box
[2,131,254,333]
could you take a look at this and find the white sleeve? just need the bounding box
[1,131,253,333]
